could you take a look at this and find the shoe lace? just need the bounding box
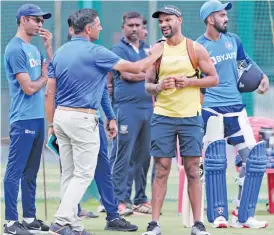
[193,221,205,231]
[119,218,131,226]
[14,222,28,231]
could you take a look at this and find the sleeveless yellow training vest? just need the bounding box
[154,38,201,118]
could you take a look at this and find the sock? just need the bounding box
[23,218,35,224]
[7,221,16,227]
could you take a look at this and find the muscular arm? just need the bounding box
[120,71,146,82]
[144,65,159,95]
[188,43,218,88]
[16,73,47,96]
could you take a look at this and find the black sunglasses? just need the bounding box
[27,16,44,24]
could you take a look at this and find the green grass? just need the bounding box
[1,162,273,234]
[1,200,273,235]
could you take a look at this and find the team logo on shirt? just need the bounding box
[225,41,233,50]
[29,58,41,68]
[210,52,237,65]
[119,125,128,134]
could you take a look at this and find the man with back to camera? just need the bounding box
[142,5,219,235]
[65,13,138,232]
[45,8,163,235]
[3,3,53,235]
[197,0,269,229]
[110,11,153,216]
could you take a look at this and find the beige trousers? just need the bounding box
[53,109,100,231]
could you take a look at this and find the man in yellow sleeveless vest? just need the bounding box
[142,5,218,235]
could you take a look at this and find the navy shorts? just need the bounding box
[150,114,204,158]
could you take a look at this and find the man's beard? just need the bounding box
[214,22,228,33]
[161,28,174,38]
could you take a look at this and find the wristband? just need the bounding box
[48,123,54,127]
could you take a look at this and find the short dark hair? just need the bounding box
[122,11,143,25]
[72,8,98,34]
[67,14,74,27]
[143,18,147,26]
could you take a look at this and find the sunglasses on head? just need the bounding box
[27,16,44,24]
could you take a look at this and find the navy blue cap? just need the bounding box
[152,5,182,18]
[200,0,232,21]
[16,3,51,21]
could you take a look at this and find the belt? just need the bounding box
[57,106,96,114]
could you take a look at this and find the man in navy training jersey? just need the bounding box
[45,8,163,235]
[3,3,53,235]
[110,11,153,216]
[197,0,269,229]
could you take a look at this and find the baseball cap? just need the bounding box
[200,0,232,21]
[16,3,51,21]
[152,5,182,18]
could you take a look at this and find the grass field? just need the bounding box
[1,200,273,235]
[1,146,273,235]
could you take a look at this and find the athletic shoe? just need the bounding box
[105,218,138,231]
[133,202,152,214]
[4,221,34,235]
[73,229,95,235]
[142,221,161,235]
[96,204,106,213]
[49,223,74,235]
[78,209,99,219]
[22,218,49,233]
[191,221,210,235]
[124,200,133,210]
[118,203,133,217]
[211,216,228,228]
[230,210,268,228]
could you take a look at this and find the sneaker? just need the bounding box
[142,221,161,235]
[49,223,75,235]
[191,221,210,235]
[230,210,268,228]
[78,209,99,219]
[133,202,152,214]
[105,218,138,231]
[212,216,228,228]
[22,219,49,233]
[96,204,106,213]
[4,222,34,235]
[124,200,133,210]
[118,203,133,217]
[73,229,95,235]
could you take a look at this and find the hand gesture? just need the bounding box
[40,28,52,49]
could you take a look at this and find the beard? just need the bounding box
[213,22,228,33]
[161,27,174,38]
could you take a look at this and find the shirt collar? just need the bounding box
[71,36,89,42]
[121,37,145,48]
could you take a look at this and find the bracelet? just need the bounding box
[155,84,162,94]
[48,123,54,127]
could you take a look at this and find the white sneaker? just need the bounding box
[230,210,268,228]
[212,216,228,228]
[97,204,106,213]
[230,210,242,228]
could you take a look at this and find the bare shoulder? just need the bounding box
[194,42,209,58]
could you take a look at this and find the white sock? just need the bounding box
[23,218,35,224]
[7,221,16,227]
